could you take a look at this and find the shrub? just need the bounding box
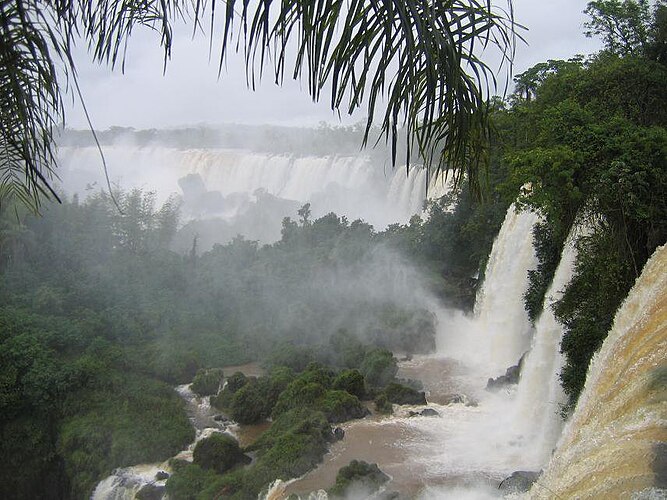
[230,378,272,424]
[374,394,392,414]
[190,368,223,396]
[359,349,398,387]
[328,460,389,498]
[332,369,366,399]
[319,390,366,423]
[192,433,250,474]
[384,383,426,405]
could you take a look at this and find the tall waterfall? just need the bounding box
[509,227,582,467]
[56,146,433,236]
[469,204,539,373]
[529,243,667,499]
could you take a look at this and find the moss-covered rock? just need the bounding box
[229,378,273,424]
[192,433,250,474]
[191,368,223,397]
[332,369,366,399]
[383,383,426,405]
[328,460,390,498]
[374,394,393,414]
[319,390,366,423]
[360,349,398,387]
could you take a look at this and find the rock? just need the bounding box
[135,483,165,500]
[487,353,527,391]
[329,460,390,498]
[409,408,439,417]
[333,427,345,441]
[498,470,540,493]
[154,470,169,481]
[443,394,466,405]
[384,383,427,405]
[213,414,229,422]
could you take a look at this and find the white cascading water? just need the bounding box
[56,146,431,236]
[529,243,667,498]
[507,225,582,467]
[439,204,539,377]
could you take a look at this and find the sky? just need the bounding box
[67,0,603,130]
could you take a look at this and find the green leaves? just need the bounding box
[0,0,517,210]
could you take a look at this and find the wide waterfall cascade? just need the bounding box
[56,146,433,235]
[508,227,582,467]
[529,243,667,499]
[465,204,539,374]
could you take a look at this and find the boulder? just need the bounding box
[135,483,165,500]
[154,470,169,481]
[333,427,345,441]
[409,408,439,417]
[384,383,427,405]
[498,470,540,493]
[487,353,527,391]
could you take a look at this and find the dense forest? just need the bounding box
[0,179,505,497]
[0,0,665,498]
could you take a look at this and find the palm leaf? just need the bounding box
[0,0,518,210]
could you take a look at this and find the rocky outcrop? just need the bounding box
[487,353,526,390]
[135,483,166,500]
[499,470,540,493]
[409,408,439,417]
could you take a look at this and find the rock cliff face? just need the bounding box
[529,244,667,499]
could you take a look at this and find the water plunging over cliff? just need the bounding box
[56,146,434,239]
[529,243,667,499]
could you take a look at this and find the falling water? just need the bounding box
[440,204,539,376]
[529,243,667,499]
[56,146,433,234]
[506,226,583,468]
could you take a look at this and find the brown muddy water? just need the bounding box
[283,356,481,498]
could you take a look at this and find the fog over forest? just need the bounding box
[0,1,665,500]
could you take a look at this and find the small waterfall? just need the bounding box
[470,204,539,373]
[529,243,667,499]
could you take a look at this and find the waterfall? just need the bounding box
[529,243,667,499]
[508,227,582,467]
[56,146,437,237]
[467,203,539,373]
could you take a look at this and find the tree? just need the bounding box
[583,0,658,56]
[0,0,518,211]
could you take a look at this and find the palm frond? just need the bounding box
[0,0,517,210]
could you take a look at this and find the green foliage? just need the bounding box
[229,378,273,425]
[226,372,249,393]
[328,460,390,498]
[383,383,427,406]
[374,394,393,414]
[524,222,567,323]
[584,0,653,56]
[359,349,398,388]
[165,461,221,500]
[496,8,667,408]
[332,369,366,399]
[318,390,366,424]
[192,433,249,474]
[191,369,223,397]
[555,230,637,408]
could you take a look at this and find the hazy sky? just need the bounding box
[67,0,602,130]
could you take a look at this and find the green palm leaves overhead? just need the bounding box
[0,0,516,210]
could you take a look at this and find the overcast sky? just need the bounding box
[66,0,602,130]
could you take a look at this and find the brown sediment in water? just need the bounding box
[284,356,468,498]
